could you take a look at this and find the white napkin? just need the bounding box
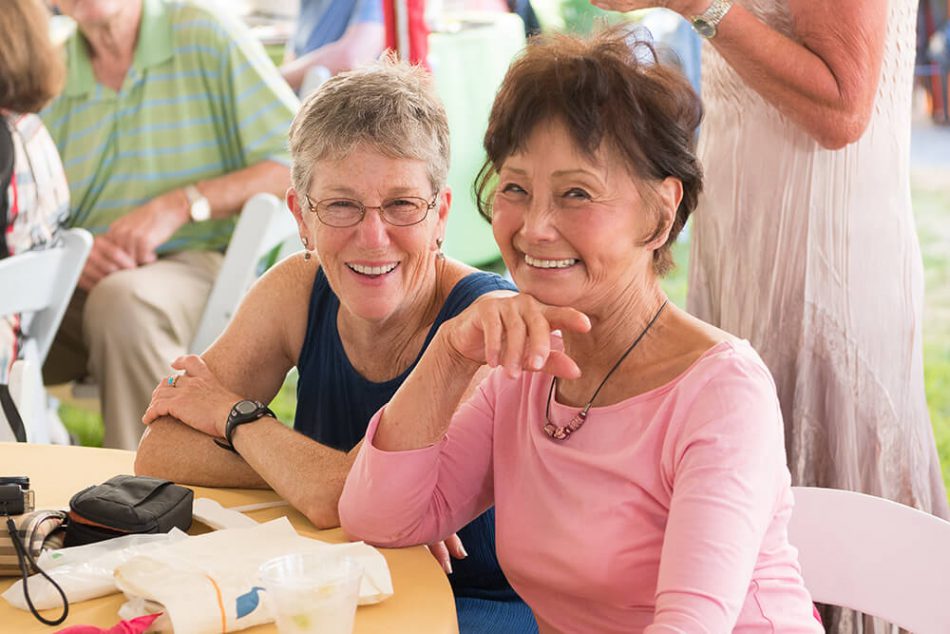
[114,517,393,633]
[192,497,260,530]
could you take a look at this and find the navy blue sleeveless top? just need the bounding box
[295,270,537,633]
[295,269,513,450]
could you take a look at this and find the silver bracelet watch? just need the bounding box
[690,0,734,39]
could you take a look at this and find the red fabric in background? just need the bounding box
[383,0,430,68]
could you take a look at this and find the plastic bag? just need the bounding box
[1,530,187,610]
[114,517,392,633]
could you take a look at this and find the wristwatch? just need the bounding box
[214,400,276,455]
[690,0,733,39]
[184,184,211,223]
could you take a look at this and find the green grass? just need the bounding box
[926,341,950,492]
[913,179,950,497]
[57,186,950,507]
[58,402,103,447]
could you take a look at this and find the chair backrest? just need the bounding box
[0,228,93,364]
[788,486,950,633]
[189,193,298,354]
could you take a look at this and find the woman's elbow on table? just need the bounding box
[338,482,427,548]
[338,488,394,546]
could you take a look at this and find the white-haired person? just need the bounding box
[136,61,537,634]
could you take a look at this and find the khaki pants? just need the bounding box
[44,250,223,450]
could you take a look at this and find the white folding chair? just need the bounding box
[788,486,950,633]
[189,192,299,354]
[0,228,93,442]
[71,193,299,400]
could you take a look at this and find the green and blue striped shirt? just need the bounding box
[41,0,299,253]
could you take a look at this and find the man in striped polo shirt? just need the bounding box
[42,0,299,449]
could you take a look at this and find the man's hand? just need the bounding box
[106,189,191,265]
[78,235,138,291]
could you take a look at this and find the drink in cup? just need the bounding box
[259,552,363,634]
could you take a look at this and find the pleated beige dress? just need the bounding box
[688,0,948,626]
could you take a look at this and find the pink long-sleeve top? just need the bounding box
[340,340,822,633]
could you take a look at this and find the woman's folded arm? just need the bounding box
[339,369,499,547]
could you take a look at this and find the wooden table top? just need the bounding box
[0,443,458,634]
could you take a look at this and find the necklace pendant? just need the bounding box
[541,300,668,441]
[543,411,588,440]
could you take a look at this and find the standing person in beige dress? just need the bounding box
[590,0,949,630]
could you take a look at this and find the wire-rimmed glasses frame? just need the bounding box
[304,192,439,228]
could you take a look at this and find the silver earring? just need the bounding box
[436,238,445,260]
[302,236,312,260]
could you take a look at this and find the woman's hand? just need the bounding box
[426,533,468,575]
[442,294,591,380]
[142,354,243,438]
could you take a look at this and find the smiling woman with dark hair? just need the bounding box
[339,28,823,632]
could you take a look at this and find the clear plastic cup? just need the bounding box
[259,552,363,634]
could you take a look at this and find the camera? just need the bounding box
[0,476,34,516]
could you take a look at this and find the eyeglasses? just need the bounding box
[305,193,438,228]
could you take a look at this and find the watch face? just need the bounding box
[693,18,716,38]
[235,400,259,415]
[191,198,211,222]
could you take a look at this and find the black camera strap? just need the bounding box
[0,118,27,444]
[0,384,27,442]
[4,517,69,626]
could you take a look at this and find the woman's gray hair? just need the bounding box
[289,58,451,196]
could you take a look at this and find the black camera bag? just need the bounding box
[65,475,193,547]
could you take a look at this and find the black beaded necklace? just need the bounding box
[543,299,669,440]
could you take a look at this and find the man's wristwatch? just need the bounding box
[690,0,733,39]
[184,184,211,223]
[214,400,276,455]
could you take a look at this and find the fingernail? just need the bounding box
[459,545,468,558]
[443,559,453,574]
[531,355,543,370]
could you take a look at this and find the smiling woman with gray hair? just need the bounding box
[135,60,537,633]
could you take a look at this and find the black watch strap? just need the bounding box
[213,400,276,456]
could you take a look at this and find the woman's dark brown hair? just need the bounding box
[0,0,65,114]
[475,25,703,276]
